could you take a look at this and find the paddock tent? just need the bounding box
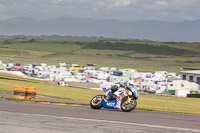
[0,64,6,71]
[0,64,6,67]
[14,66,24,72]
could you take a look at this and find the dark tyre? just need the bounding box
[90,95,103,109]
[120,96,137,112]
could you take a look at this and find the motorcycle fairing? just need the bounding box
[133,91,138,100]
[102,88,109,92]
[102,100,120,109]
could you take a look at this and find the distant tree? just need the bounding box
[60,41,68,44]
[2,40,12,45]
[98,40,104,43]
[28,39,36,43]
[75,41,85,45]
[82,41,196,56]
[20,39,36,43]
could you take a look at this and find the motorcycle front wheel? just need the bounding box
[120,96,137,112]
[90,95,103,109]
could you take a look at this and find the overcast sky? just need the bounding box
[0,0,200,22]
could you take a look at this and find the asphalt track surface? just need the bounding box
[0,100,200,133]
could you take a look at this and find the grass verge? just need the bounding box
[0,96,89,106]
[137,95,200,115]
[0,72,104,102]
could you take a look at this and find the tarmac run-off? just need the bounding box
[0,100,200,133]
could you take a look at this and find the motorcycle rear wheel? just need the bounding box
[90,95,103,109]
[121,96,137,112]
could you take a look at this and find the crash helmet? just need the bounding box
[110,85,118,92]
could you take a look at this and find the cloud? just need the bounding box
[111,0,132,8]
[0,14,9,20]
[132,0,138,4]
[0,0,200,22]
[0,4,9,20]
[79,0,90,2]
[108,0,138,9]
[114,0,131,7]
[49,0,63,4]
[92,7,99,13]
[155,1,169,6]
[170,0,200,10]
[95,2,106,7]
[171,0,199,6]
[143,0,169,9]
[0,4,6,11]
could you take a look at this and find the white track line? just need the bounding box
[1,111,200,132]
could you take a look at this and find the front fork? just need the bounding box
[127,96,132,103]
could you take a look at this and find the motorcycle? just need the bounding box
[90,85,138,112]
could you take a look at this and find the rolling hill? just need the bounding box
[0,16,200,42]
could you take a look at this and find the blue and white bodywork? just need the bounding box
[102,88,120,109]
[90,86,138,112]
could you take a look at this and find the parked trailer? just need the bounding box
[167,81,199,91]
[175,90,190,97]
[167,80,199,95]
[109,76,129,84]
[97,73,110,80]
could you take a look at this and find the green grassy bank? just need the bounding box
[1,38,200,69]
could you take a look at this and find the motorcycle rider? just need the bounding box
[103,81,135,101]
[103,85,119,101]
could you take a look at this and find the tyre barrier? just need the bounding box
[13,86,37,99]
[187,94,200,98]
[25,87,37,99]
[13,86,26,99]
